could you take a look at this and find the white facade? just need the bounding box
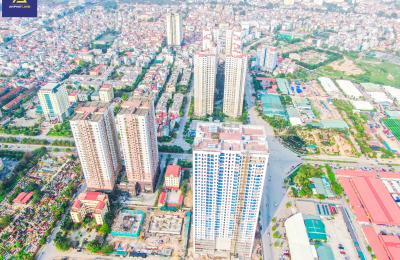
[38,82,70,122]
[225,29,242,56]
[202,30,215,51]
[193,51,217,117]
[223,54,247,118]
[165,174,181,189]
[164,165,181,189]
[193,122,269,258]
[257,46,278,72]
[166,13,182,46]
[116,97,159,192]
[285,213,318,260]
[164,175,180,189]
[99,86,114,103]
[71,102,122,191]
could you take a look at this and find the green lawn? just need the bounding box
[383,119,400,141]
[316,57,400,88]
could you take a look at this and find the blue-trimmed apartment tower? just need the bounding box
[38,82,70,122]
[192,122,269,258]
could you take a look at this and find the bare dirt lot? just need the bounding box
[297,129,356,157]
[330,58,364,76]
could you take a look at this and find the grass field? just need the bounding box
[315,57,400,88]
[383,118,400,141]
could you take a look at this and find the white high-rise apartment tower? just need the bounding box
[223,53,247,118]
[38,82,70,122]
[257,46,278,72]
[225,29,242,56]
[202,30,215,51]
[71,102,122,192]
[116,97,159,192]
[193,51,217,117]
[166,13,183,46]
[193,122,269,258]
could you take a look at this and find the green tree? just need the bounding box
[121,93,129,101]
[98,223,111,235]
[86,239,102,253]
[54,233,71,251]
[0,215,12,229]
[326,165,343,196]
[100,244,114,254]
[15,250,34,260]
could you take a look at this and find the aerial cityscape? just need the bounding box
[0,0,400,259]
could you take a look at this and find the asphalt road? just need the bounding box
[244,74,302,259]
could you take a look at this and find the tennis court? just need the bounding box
[304,215,327,240]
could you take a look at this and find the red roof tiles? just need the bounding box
[21,192,33,204]
[13,191,33,204]
[13,192,27,204]
[165,165,181,178]
[72,192,108,212]
[84,191,101,201]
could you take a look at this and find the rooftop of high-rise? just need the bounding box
[39,82,62,92]
[118,96,153,116]
[193,122,268,153]
[71,102,110,122]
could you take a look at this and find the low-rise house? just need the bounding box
[71,192,109,225]
[164,165,182,190]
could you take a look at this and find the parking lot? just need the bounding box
[322,211,359,260]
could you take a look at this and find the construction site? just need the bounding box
[107,209,191,258]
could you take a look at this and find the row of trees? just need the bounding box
[326,165,343,196]
[52,140,75,147]
[0,150,24,160]
[0,136,75,147]
[157,136,173,143]
[21,138,49,145]
[0,137,18,143]
[0,125,40,136]
[158,145,185,153]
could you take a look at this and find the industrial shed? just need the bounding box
[336,80,363,99]
[351,100,374,111]
[318,77,339,94]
